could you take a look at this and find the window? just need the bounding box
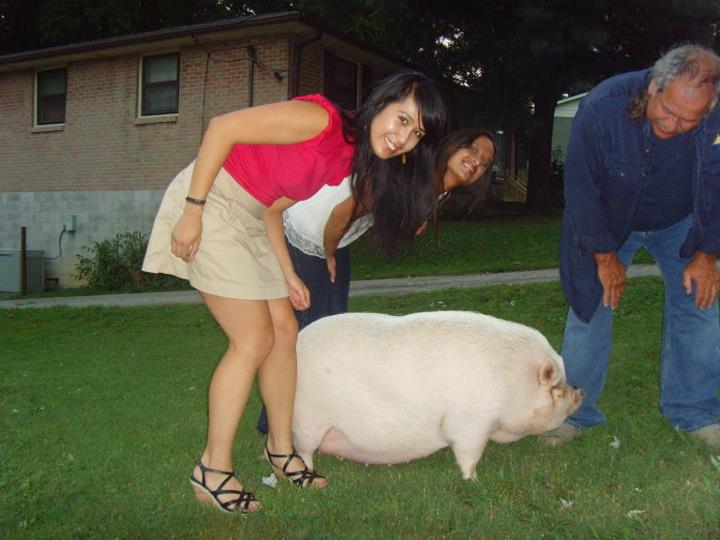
[35,68,67,125]
[324,53,359,110]
[140,53,179,116]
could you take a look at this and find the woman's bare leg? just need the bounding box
[194,292,273,511]
[258,297,328,487]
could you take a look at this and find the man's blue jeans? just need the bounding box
[562,215,720,432]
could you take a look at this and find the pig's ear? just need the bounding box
[538,361,561,387]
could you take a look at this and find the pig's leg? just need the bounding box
[451,440,488,481]
[293,424,332,470]
[445,418,493,481]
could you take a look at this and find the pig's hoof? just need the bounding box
[265,445,328,489]
[537,423,582,447]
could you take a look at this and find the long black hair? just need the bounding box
[339,70,448,256]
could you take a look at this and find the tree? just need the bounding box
[0,0,223,54]
[0,0,44,53]
[383,0,720,212]
[234,1,720,212]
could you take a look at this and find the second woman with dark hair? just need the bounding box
[323,127,496,285]
[143,69,447,513]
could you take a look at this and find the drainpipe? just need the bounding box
[292,32,322,97]
[247,45,256,107]
[20,226,27,295]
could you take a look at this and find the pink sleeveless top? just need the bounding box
[222,95,355,206]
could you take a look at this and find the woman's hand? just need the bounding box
[171,206,203,262]
[287,272,311,311]
[323,194,358,282]
[415,220,429,236]
[326,254,337,283]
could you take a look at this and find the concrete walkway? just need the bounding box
[0,264,664,310]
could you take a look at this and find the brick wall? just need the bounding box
[0,36,291,193]
[0,35,292,288]
[296,41,324,96]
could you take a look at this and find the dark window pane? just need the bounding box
[144,55,178,83]
[142,54,179,115]
[37,68,66,125]
[143,82,178,115]
[38,94,66,124]
[327,56,358,110]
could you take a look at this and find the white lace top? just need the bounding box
[284,176,373,258]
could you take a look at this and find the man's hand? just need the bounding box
[683,251,720,309]
[594,252,627,309]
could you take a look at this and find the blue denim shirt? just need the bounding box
[560,69,720,322]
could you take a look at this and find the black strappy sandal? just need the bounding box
[265,445,326,488]
[189,459,259,513]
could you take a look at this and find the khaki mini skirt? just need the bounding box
[142,161,289,300]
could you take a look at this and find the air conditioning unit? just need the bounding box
[0,249,45,293]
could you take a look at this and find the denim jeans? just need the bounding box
[562,214,720,432]
[256,239,352,434]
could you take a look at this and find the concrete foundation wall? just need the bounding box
[0,189,164,288]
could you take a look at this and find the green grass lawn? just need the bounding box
[2,277,718,539]
[351,215,653,279]
[352,215,565,279]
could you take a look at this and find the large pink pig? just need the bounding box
[292,311,583,480]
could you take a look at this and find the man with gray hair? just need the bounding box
[540,44,720,449]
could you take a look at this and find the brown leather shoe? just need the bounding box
[538,423,582,447]
[689,424,720,450]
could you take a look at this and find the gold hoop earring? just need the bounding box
[401,153,407,165]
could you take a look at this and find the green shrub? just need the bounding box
[74,231,187,291]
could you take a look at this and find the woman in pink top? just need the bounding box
[143,70,447,513]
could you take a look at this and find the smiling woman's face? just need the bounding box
[443,136,494,191]
[369,93,426,159]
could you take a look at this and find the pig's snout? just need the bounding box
[569,386,584,413]
[551,383,584,416]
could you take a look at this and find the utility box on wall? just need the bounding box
[0,249,46,293]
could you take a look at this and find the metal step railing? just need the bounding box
[501,172,528,203]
